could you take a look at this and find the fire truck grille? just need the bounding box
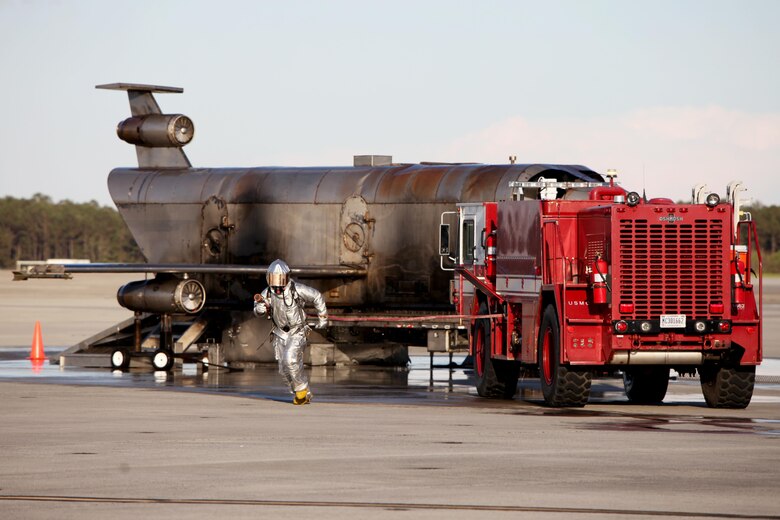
[617,218,725,319]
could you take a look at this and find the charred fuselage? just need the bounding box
[110,163,604,307]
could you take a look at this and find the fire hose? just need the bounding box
[306,313,504,323]
[255,294,503,324]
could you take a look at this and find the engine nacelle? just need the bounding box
[116,114,194,147]
[117,277,205,314]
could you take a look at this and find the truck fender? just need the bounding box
[533,289,560,365]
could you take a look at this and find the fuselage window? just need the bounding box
[462,219,475,265]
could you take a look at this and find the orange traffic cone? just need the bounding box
[30,320,46,361]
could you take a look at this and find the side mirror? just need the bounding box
[439,224,450,256]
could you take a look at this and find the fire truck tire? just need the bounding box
[538,304,591,407]
[699,364,755,409]
[622,367,669,404]
[474,306,519,399]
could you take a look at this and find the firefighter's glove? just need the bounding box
[253,301,268,316]
[315,315,328,329]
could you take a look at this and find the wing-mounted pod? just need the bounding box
[96,83,193,168]
[117,276,206,314]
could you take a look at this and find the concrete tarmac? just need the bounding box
[0,271,137,349]
[1,380,780,520]
[1,271,780,519]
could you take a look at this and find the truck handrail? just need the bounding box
[508,180,609,201]
[439,211,458,271]
[737,219,763,358]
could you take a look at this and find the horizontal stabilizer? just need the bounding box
[95,83,183,93]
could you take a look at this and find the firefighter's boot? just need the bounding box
[293,389,312,405]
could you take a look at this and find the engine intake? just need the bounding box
[116,114,194,147]
[117,277,205,314]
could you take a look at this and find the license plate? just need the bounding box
[660,314,686,328]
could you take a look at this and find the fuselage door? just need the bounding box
[340,195,371,265]
[201,196,231,264]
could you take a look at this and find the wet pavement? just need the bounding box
[3,347,780,413]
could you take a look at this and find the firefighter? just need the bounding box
[253,259,328,405]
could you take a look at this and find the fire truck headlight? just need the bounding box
[615,321,629,333]
[705,193,720,207]
[626,191,641,207]
[640,321,652,333]
[694,321,707,333]
[718,321,731,333]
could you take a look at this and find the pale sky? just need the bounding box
[1,0,778,206]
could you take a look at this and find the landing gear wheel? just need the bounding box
[473,303,519,399]
[700,364,755,409]
[110,348,130,371]
[538,304,591,407]
[623,367,669,404]
[152,349,174,372]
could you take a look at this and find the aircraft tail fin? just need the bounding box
[96,83,192,168]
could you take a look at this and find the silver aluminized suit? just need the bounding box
[253,281,327,394]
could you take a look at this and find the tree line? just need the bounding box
[0,194,779,272]
[0,194,143,268]
[746,203,780,273]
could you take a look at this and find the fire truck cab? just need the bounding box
[441,178,762,408]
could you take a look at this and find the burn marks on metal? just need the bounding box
[111,164,597,306]
[201,196,230,262]
[339,195,370,264]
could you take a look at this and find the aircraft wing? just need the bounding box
[12,263,367,281]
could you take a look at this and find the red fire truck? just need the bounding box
[440,177,762,408]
